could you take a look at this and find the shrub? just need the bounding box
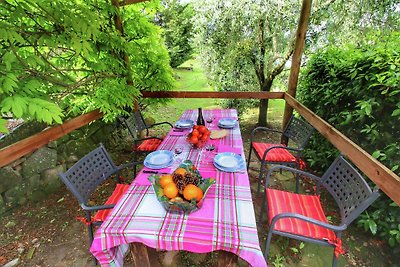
[297,31,400,250]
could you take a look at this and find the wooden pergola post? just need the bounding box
[111,0,148,111]
[281,0,312,143]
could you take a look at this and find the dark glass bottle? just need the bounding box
[197,108,205,126]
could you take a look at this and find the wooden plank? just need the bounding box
[130,243,151,267]
[284,93,400,205]
[217,251,238,267]
[141,91,284,99]
[0,110,102,168]
[282,0,312,137]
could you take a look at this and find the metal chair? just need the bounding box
[247,115,314,194]
[122,111,172,172]
[259,155,380,267]
[123,111,173,150]
[59,143,141,247]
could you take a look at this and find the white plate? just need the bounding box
[214,152,245,169]
[218,118,237,128]
[175,119,194,129]
[144,150,174,166]
[144,158,174,170]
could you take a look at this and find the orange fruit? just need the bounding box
[183,184,201,201]
[189,136,199,144]
[164,183,178,199]
[174,167,186,176]
[198,126,207,134]
[195,187,204,202]
[159,174,173,188]
[191,129,199,137]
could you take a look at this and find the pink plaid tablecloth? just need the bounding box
[90,109,267,267]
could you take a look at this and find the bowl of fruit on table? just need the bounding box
[148,160,216,213]
[187,125,210,148]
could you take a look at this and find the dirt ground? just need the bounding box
[1,121,398,267]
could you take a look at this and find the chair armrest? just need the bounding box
[81,203,115,212]
[149,121,173,129]
[261,145,303,160]
[271,212,348,232]
[264,165,321,187]
[116,160,143,171]
[134,136,163,142]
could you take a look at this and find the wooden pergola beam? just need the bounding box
[0,110,103,168]
[141,91,284,99]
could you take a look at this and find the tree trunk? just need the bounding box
[257,79,273,126]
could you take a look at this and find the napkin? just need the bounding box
[169,130,190,136]
[217,144,242,155]
[134,168,172,185]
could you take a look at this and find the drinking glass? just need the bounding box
[173,145,184,164]
[206,115,215,127]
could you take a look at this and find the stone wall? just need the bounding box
[0,120,120,214]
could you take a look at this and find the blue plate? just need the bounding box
[175,119,194,129]
[144,150,174,169]
[213,161,246,172]
[218,118,237,129]
[213,153,245,172]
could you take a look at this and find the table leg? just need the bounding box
[130,242,150,267]
[218,250,238,267]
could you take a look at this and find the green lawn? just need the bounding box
[146,57,285,125]
[146,58,221,122]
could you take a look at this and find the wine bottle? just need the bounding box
[197,108,205,126]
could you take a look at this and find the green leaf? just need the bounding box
[388,237,395,247]
[371,150,381,159]
[0,119,9,134]
[2,52,16,71]
[369,220,377,235]
[391,109,400,117]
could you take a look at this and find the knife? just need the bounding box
[143,170,170,174]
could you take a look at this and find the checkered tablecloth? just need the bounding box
[90,109,267,267]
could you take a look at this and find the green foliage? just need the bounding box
[0,0,174,127]
[192,0,303,123]
[298,31,400,249]
[157,0,194,68]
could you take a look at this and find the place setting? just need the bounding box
[217,118,238,129]
[213,152,246,172]
[171,119,194,136]
[174,119,194,129]
[143,150,175,170]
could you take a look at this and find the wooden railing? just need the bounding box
[0,91,399,205]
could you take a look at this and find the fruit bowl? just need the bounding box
[148,160,216,213]
[186,125,210,148]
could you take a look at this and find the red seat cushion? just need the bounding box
[253,142,297,163]
[266,188,336,241]
[136,138,162,152]
[93,184,130,222]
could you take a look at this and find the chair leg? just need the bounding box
[133,152,137,177]
[264,228,274,261]
[332,250,338,267]
[86,212,97,265]
[258,188,267,224]
[295,172,300,193]
[257,161,266,195]
[247,145,253,171]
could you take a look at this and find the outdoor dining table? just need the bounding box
[90,109,267,267]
